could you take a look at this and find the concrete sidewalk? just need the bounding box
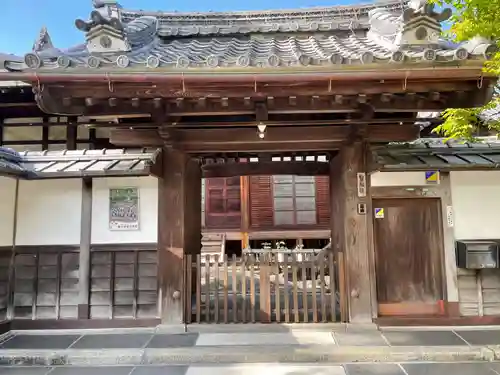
[2,363,500,375]
[0,324,500,367]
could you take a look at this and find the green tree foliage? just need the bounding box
[431,0,500,139]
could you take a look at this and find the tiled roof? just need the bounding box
[0,147,160,179]
[0,0,494,72]
[373,137,500,171]
[120,1,407,36]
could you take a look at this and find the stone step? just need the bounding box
[202,233,224,241]
[201,242,223,247]
[0,344,494,367]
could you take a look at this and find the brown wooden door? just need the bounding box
[205,177,241,228]
[373,198,445,316]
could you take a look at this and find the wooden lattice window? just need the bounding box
[205,177,241,228]
[273,175,317,226]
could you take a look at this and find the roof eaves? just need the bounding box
[0,147,160,180]
[373,138,500,171]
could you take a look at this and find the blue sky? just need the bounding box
[0,0,450,56]
[0,0,384,55]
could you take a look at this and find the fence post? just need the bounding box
[259,252,271,322]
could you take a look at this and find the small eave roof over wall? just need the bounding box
[0,0,494,76]
[373,137,500,171]
[0,147,160,179]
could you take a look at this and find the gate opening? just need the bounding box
[303,238,330,249]
[225,240,242,259]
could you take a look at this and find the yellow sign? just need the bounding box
[425,171,439,184]
[375,208,384,219]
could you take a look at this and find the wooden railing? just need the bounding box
[185,249,341,324]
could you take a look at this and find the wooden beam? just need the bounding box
[186,124,418,144]
[179,126,351,144]
[44,94,454,117]
[49,80,480,99]
[78,178,92,319]
[1,118,435,128]
[202,161,330,178]
[37,79,492,117]
[110,128,164,147]
[110,124,419,152]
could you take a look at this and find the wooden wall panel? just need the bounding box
[457,268,500,317]
[315,176,330,227]
[0,252,10,321]
[249,176,273,229]
[11,247,79,320]
[457,269,479,316]
[89,247,158,320]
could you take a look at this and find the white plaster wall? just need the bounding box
[451,171,500,240]
[16,179,83,246]
[91,177,158,244]
[370,171,430,186]
[0,178,17,246]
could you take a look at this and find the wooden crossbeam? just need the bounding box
[202,161,329,177]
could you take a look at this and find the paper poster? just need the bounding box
[109,187,139,231]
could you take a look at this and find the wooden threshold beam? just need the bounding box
[202,161,329,178]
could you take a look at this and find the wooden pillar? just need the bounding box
[330,141,373,323]
[66,116,77,150]
[240,176,250,248]
[0,118,4,145]
[42,117,49,150]
[439,172,460,316]
[6,179,20,320]
[158,148,202,324]
[89,127,97,150]
[78,178,92,319]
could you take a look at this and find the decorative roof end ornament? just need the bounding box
[75,0,130,54]
[396,0,452,47]
[32,26,54,52]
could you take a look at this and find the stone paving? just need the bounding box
[1,326,499,349]
[0,325,500,373]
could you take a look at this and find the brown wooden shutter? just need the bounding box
[249,176,273,229]
[315,176,330,227]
